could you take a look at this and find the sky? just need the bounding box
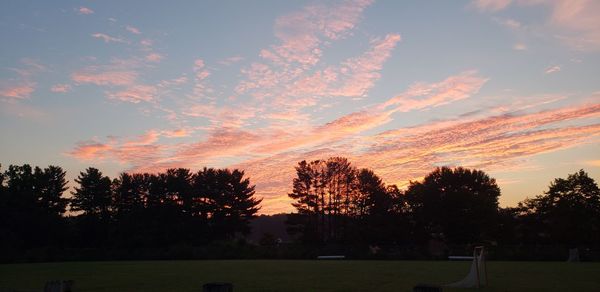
[1,0,599,214]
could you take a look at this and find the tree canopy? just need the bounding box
[520,169,600,245]
[405,166,501,244]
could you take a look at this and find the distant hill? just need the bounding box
[247,213,292,244]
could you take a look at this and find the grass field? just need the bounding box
[1,260,599,291]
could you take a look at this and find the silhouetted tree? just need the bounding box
[1,164,37,248]
[34,165,69,216]
[288,160,321,242]
[356,168,394,243]
[70,167,113,247]
[288,158,400,243]
[197,168,261,239]
[111,173,148,247]
[112,173,145,214]
[71,167,113,218]
[405,167,500,244]
[0,164,68,249]
[520,169,600,245]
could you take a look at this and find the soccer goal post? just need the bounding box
[445,246,487,289]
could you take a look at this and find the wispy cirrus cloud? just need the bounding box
[70,71,488,176]
[1,58,46,101]
[545,65,561,74]
[218,55,244,66]
[63,1,600,214]
[50,84,72,93]
[126,25,141,35]
[145,53,163,62]
[380,70,487,112]
[91,33,126,43]
[472,0,600,51]
[513,43,527,50]
[261,0,373,66]
[78,7,94,15]
[69,141,113,160]
[191,59,211,98]
[236,100,600,213]
[0,82,36,99]
[108,85,156,103]
[72,69,137,86]
[471,0,513,12]
[68,130,172,165]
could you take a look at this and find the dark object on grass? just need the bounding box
[413,284,443,292]
[567,248,580,262]
[202,282,233,292]
[44,280,74,292]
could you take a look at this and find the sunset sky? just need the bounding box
[1,0,599,213]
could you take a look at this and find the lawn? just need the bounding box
[1,260,599,291]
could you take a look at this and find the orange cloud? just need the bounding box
[68,142,113,160]
[237,102,600,213]
[584,160,600,167]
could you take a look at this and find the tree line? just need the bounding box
[0,165,261,253]
[287,157,600,248]
[1,158,599,261]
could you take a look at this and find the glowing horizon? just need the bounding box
[1,0,599,214]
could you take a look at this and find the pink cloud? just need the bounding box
[380,70,488,112]
[332,34,401,97]
[544,65,561,74]
[191,59,211,97]
[108,85,156,103]
[140,39,153,47]
[0,82,36,99]
[50,84,72,93]
[69,96,600,214]
[176,129,261,162]
[473,0,600,50]
[68,130,173,167]
[513,43,527,50]
[6,59,47,81]
[471,0,513,11]
[260,0,373,66]
[219,55,244,66]
[78,7,94,15]
[123,130,160,146]
[68,142,113,160]
[146,53,163,62]
[71,71,137,85]
[238,102,600,213]
[162,128,191,138]
[126,25,141,34]
[91,33,125,43]
[1,59,46,101]
[237,32,401,123]
[550,0,600,50]
[71,63,138,86]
